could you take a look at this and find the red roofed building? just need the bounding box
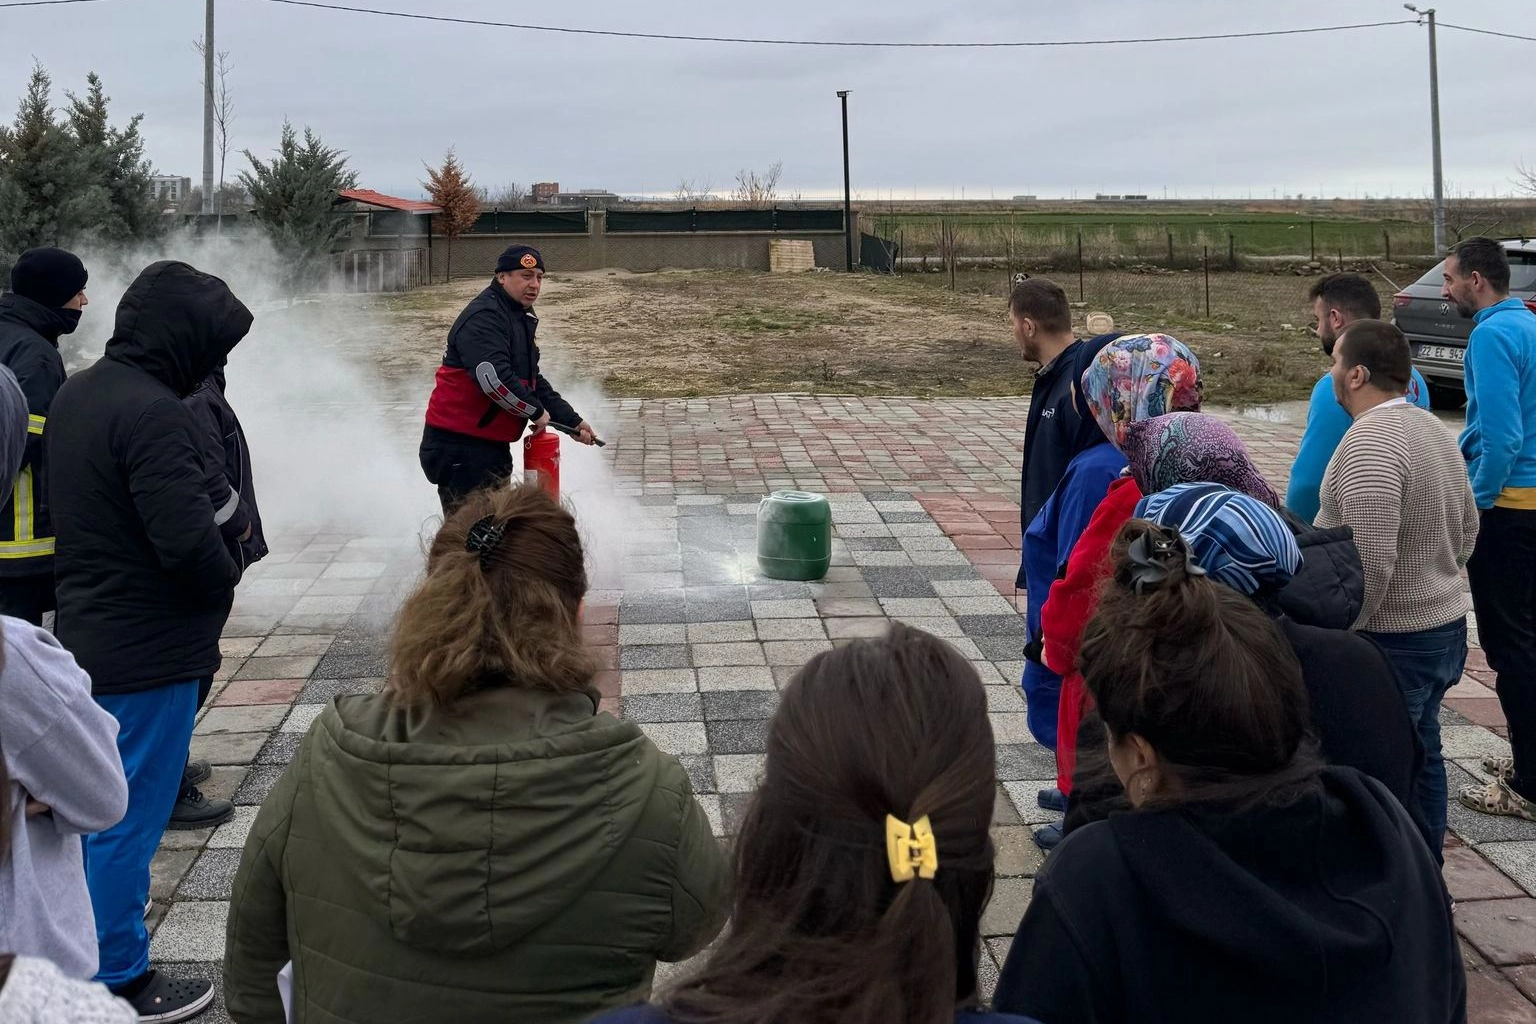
[335,189,442,214]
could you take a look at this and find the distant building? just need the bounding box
[1012,195,1038,201]
[531,182,561,204]
[152,175,192,204]
[1094,194,1149,201]
[550,190,621,208]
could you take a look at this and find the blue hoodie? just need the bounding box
[1460,297,1536,508]
[1286,367,1430,523]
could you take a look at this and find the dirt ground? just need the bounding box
[360,268,1334,406]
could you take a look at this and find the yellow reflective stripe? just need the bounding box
[13,466,31,542]
[0,538,54,557]
[26,414,44,436]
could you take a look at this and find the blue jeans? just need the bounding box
[1363,619,1468,858]
[84,681,200,988]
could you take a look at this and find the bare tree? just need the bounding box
[477,182,528,207]
[932,218,960,290]
[193,40,234,231]
[673,178,714,203]
[1432,185,1512,243]
[732,161,783,208]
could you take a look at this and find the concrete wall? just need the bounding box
[341,209,848,281]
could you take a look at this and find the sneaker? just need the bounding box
[182,759,212,788]
[1036,787,1066,813]
[166,787,234,831]
[118,970,213,1023]
[1033,821,1065,851]
[1458,778,1536,822]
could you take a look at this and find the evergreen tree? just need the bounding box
[66,73,161,245]
[0,64,96,263]
[422,148,479,283]
[239,121,358,292]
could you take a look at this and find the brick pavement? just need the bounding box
[146,395,1534,1020]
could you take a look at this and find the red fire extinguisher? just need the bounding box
[524,428,561,500]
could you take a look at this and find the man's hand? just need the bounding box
[531,410,551,433]
[239,524,254,542]
[575,421,598,446]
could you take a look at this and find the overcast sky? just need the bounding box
[2,0,1530,201]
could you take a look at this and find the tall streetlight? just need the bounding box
[837,90,853,272]
[1405,4,1444,253]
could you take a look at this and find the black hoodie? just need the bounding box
[46,262,252,694]
[995,768,1465,1024]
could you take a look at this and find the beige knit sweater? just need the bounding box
[1316,401,1479,633]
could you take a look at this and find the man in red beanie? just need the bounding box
[0,247,88,624]
[419,244,598,514]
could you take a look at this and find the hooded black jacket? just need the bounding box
[46,262,251,694]
[997,768,1464,1024]
[185,366,267,577]
[0,293,74,575]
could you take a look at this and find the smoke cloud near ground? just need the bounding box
[58,235,644,603]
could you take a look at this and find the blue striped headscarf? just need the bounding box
[1134,482,1301,597]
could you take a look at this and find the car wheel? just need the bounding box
[1427,381,1466,411]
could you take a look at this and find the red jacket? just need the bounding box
[1041,475,1144,793]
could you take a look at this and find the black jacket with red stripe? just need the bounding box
[424,282,580,443]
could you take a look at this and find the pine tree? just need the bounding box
[65,73,160,245]
[422,148,479,283]
[0,64,96,263]
[239,121,358,292]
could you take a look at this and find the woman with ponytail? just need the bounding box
[596,623,1040,1024]
[993,520,1464,1024]
[223,484,727,1024]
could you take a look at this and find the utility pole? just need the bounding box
[1406,5,1444,252]
[202,0,215,216]
[837,90,853,272]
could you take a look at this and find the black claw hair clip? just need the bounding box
[1124,528,1206,594]
[465,515,508,566]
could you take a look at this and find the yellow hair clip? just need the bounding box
[885,814,938,883]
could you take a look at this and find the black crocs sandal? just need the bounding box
[125,971,215,1023]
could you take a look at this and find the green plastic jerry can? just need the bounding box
[757,491,832,581]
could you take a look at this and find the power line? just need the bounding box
[232,2,1417,48]
[0,0,152,6]
[1440,23,1536,44]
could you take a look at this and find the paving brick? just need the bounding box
[706,719,771,754]
[621,693,704,723]
[1445,844,1530,902]
[620,669,699,695]
[150,848,199,902]
[697,666,776,691]
[763,640,834,666]
[234,766,288,807]
[1465,966,1536,1023]
[638,722,710,755]
[177,848,244,900]
[690,642,767,667]
[150,901,230,963]
[713,754,766,793]
[620,645,692,670]
[981,878,1034,937]
[213,679,306,706]
[825,617,890,640]
[189,732,268,767]
[234,655,321,681]
[195,705,288,735]
[701,689,780,721]
[1457,897,1536,966]
[993,825,1045,878]
[685,621,755,644]
[1482,843,1536,898]
[296,677,382,704]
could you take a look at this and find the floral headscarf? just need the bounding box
[1079,333,1202,449]
[1122,412,1281,508]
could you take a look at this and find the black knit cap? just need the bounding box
[10,247,88,309]
[495,245,544,274]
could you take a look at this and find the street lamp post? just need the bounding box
[1406,4,1445,253]
[837,90,853,272]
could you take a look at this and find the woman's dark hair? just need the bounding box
[387,484,594,706]
[1079,520,1321,808]
[664,623,996,1024]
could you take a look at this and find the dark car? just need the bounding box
[1393,238,1536,409]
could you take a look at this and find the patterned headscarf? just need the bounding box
[1134,482,1301,597]
[1080,333,1202,449]
[1122,413,1281,508]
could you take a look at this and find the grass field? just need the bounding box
[371,268,1338,408]
[863,200,1536,261]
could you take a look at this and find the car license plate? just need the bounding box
[1415,344,1465,363]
